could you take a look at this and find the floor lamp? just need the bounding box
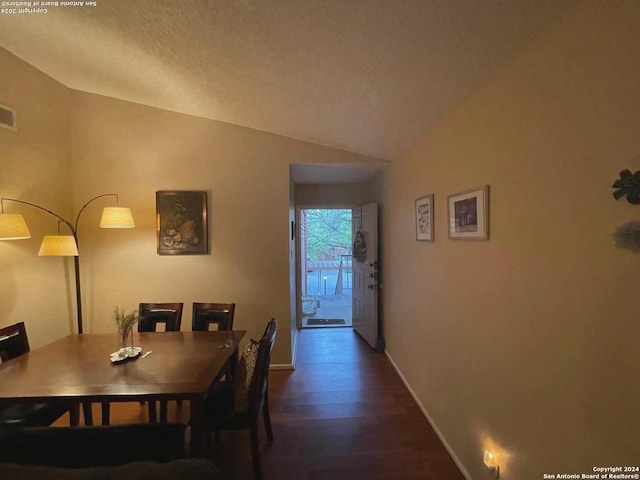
[0,194,135,334]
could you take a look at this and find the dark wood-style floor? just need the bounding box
[60,328,464,479]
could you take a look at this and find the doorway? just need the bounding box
[299,208,352,328]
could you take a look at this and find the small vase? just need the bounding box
[117,327,134,357]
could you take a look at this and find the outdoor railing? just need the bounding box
[305,255,352,295]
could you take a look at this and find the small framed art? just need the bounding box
[156,190,208,255]
[415,194,434,242]
[447,185,489,240]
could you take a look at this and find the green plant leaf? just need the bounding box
[612,169,640,203]
[628,191,640,204]
[620,169,633,179]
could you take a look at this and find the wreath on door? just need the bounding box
[353,231,367,263]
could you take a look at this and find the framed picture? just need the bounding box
[415,194,434,242]
[156,191,208,255]
[447,185,489,240]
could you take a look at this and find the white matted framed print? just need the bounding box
[447,185,489,240]
[415,194,434,242]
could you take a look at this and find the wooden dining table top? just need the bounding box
[0,330,245,404]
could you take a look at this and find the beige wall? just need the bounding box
[382,1,640,478]
[295,181,382,206]
[0,48,75,348]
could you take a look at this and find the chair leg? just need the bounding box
[69,403,80,426]
[159,400,168,423]
[101,401,110,425]
[82,401,94,426]
[249,423,263,480]
[263,392,273,442]
[148,401,157,423]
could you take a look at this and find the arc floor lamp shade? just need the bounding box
[38,235,79,256]
[0,213,31,240]
[100,207,135,228]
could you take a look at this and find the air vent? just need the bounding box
[0,104,17,131]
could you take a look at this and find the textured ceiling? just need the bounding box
[0,0,575,168]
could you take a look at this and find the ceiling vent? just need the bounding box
[0,105,17,131]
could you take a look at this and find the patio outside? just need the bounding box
[299,209,352,328]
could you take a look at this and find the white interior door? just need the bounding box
[352,203,379,349]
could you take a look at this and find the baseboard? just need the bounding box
[291,327,298,369]
[385,350,471,480]
[269,363,294,371]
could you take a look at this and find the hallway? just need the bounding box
[215,328,465,479]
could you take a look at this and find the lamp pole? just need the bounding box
[1,194,122,334]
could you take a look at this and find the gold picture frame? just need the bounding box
[156,191,208,255]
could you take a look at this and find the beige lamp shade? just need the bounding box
[0,213,32,240]
[100,207,135,228]
[38,235,79,256]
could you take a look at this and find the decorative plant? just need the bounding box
[612,169,640,204]
[113,306,138,347]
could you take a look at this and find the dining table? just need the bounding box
[0,330,245,457]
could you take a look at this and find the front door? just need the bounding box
[352,203,380,349]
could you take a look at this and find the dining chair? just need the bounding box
[192,302,235,331]
[0,322,80,427]
[138,302,184,332]
[192,302,237,381]
[137,302,184,423]
[201,318,277,480]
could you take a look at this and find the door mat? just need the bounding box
[307,319,346,325]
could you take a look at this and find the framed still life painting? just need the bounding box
[156,190,208,255]
[447,185,489,240]
[415,194,434,242]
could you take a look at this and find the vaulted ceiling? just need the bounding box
[0,0,575,168]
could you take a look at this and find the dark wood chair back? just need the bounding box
[202,317,277,480]
[138,303,183,332]
[248,318,277,416]
[0,322,30,363]
[135,303,184,424]
[0,322,79,427]
[192,303,236,331]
